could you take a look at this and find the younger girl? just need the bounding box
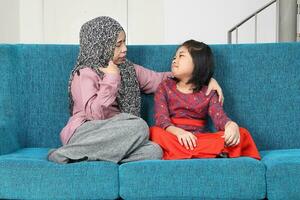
[150,40,261,160]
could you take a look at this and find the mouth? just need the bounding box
[171,65,178,74]
[120,56,126,61]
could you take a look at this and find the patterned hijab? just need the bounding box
[68,16,141,117]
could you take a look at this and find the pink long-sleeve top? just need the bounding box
[60,64,172,145]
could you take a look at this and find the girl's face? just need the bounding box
[113,31,127,65]
[172,46,194,81]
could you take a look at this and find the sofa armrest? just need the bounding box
[0,120,20,155]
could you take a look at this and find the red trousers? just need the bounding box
[150,118,261,160]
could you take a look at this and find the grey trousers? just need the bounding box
[48,113,162,164]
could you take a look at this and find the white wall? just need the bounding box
[127,0,165,44]
[19,0,44,43]
[43,0,127,44]
[163,0,276,44]
[0,0,277,44]
[0,0,19,43]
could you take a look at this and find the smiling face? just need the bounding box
[171,46,195,82]
[112,31,127,65]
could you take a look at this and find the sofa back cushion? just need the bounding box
[1,43,299,151]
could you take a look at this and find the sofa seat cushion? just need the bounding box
[261,149,300,200]
[0,148,119,200]
[119,157,266,199]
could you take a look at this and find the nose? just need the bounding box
[122,44,127,53]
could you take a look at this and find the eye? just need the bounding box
[172,57,176,60]
[116,40,126,48]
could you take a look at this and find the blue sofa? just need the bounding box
[0,43,299,200]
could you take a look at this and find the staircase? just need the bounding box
[228,0,299,43]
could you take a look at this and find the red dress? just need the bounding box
[150,78,261,160]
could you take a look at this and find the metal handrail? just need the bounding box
[228,0,277,44]
[297,0,300,41]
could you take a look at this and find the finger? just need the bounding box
[223,134,228,142]
[229,135,237,146]
[235,134,240,145]
[191,136,197,147]
[178,137,183,146]
[98,67,105,72]
[233,137,240,146]
[229,137,238,146]
[186,137,194,150]
[218,89,224,103]
[224,132,230,142]
[231,132,240,146]
[182,138,189,150]
[230,135,240,146]
[225,134,234,145]
[226,135,235,146]
[206,87,212,96]
[234,136,240,146]
[237,130,241,138]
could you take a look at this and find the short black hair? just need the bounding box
[180,40,214,92]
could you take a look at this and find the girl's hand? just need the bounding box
[223,121,240,147]
[206,78,224,105]
[166,126,197,150]
[98,60,120,75]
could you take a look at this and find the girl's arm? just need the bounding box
[134,64,172,94]
[208,92,240,146]
[207,91,231,131]
[154,82,173,129]
[71,68,120,120]
[206,78,224,104]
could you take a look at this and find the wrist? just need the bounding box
[225,121,238,129]
[225,121,233,129]
[166,126,180,136]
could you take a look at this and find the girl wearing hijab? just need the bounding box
[48,16,224,164]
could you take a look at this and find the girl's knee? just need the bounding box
[238,127,254,141]
[239,127,250,135]
[149,126,164,138]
